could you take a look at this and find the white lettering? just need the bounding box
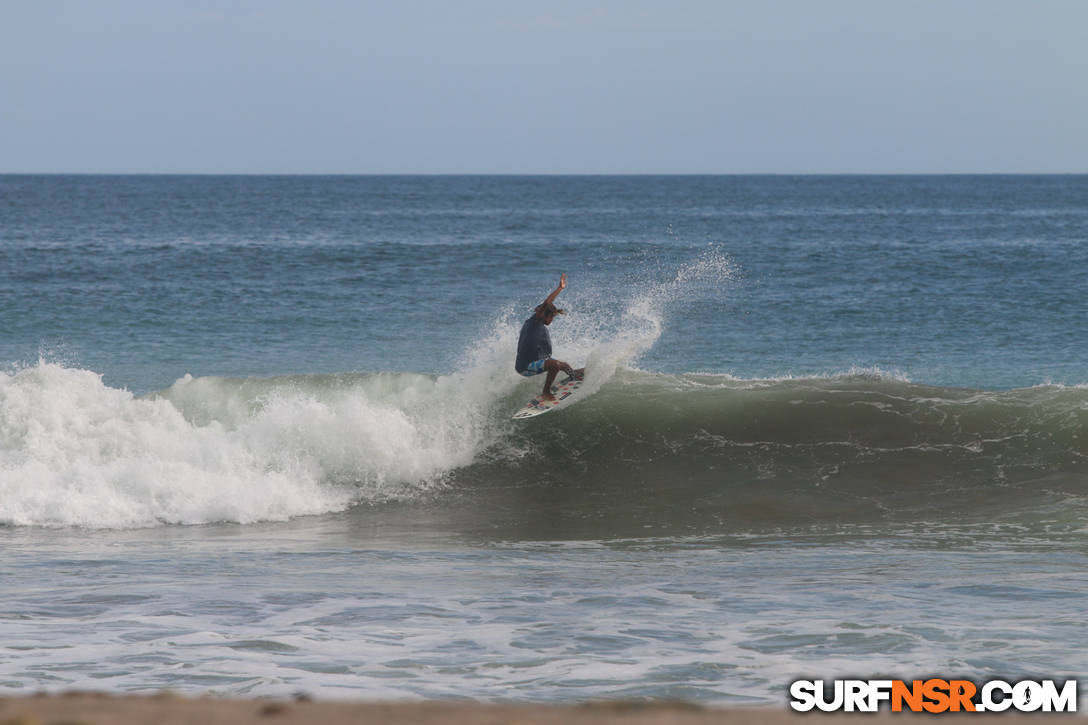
[815,680,844,712]
[1013,680,1043,712]
[844,680,868,712]
[982,680,1013,712]
[789,680,817,712]
[1040,680,1077,713]
[867,679,893,711]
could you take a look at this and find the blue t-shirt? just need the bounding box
[515,315,551,372]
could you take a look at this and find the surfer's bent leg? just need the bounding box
[541,358,572,400]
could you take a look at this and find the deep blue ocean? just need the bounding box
[1,175,1086,703]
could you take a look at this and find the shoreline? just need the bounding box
[0,694,1080,725]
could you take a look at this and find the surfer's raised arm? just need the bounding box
[542,273,567,307]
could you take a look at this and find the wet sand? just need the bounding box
[0,694,1080,725]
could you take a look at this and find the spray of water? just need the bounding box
[557,248,739,394]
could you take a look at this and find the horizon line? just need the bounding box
[2,171,1086,177]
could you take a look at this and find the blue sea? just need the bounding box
[1,175,1086,703]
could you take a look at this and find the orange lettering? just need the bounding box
[892,680,924,712]
[923,679,951,713]
[949,680,977,712]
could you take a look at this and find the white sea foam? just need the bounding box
[0,363,349,528]
[0,346,518,528]
[676,365,915,387]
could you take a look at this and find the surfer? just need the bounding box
[515,273,578,401]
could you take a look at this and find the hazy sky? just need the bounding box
[2,0,1086,173]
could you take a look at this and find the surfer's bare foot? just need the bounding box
[541,392,556,402]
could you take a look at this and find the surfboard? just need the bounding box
[512,372,585,420]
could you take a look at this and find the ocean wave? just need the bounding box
[2,359,1086,531]
[473,369,1088,534]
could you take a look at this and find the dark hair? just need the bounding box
[536,302,558,318]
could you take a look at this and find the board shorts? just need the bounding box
[518,358,550,377]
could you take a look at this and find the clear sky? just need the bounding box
[2,0,1086,174]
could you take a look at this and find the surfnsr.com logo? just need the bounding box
[789,679,1078,713]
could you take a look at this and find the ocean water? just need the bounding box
[1,175,1086,703]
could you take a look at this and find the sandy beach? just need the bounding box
[0,694,1082,725]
